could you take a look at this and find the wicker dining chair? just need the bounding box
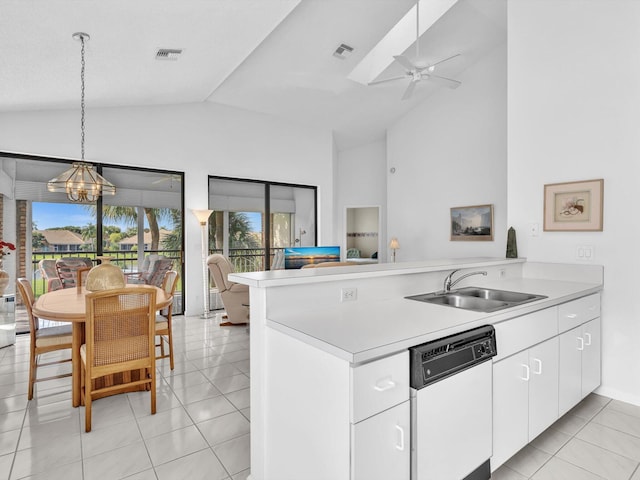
[16,278,72,400]
[81,286,157,432]
[156,270,179,370]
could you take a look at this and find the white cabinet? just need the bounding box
[493,350,528,469]
[528,337,559,440]
[559,317,601,415]
[351,351,409,480]
[352,401,410,480]
[492,336,559,469]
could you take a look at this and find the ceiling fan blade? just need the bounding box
[429,53,461,68]
[428,74,462,89]
[393,55,416,71]
[368,75,409,86]
[401,80,417,100]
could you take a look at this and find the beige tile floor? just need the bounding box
[492,393,640,480]
[2,312,640,480]
[0,312,251,480]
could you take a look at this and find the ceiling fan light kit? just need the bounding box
[368,0,461,100]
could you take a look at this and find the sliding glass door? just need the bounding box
[1,154,185,314]
[209,176,317,272]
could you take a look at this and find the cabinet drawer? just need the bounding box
[493,307,558,361]
[558,293,600,332]
[351,351,409,423]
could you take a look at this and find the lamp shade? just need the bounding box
[389,238,400,250]
[192,209,213,224]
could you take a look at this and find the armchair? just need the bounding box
[206,254,249,326]
[55,257,94,289]
[38,259,62,292]
[126,256,174,288]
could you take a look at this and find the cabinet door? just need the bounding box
[528,337,559,441]
[581,318,601,398]
[492,351,529,470]
[559,326,582,416]
[352,401,410,480]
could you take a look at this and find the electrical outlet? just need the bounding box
[498,269,506,279]
[341,287,357,302]
[528,222,539,237]
[576,245,594,261]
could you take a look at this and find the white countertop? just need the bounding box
[265,277,601,364]
[229,257,526,287]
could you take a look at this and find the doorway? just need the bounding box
[345,206,380,263]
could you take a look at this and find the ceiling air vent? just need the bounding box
[155,48,183,61]
[333,43,354,60]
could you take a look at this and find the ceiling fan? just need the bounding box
[369,0,461,100]
[151,174,182,188]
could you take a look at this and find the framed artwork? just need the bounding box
[450,204,494,241]
[543,179,604,231]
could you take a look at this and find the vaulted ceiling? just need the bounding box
[0,0,505,149]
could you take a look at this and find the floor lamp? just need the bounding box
[193,209,214,319]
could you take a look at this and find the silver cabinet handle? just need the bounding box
[520,364,530,381]
[373,378,396,392]
[395,425,405,451]
[532,358,543,375]
[584,332,592,346]
[577,337,584,351]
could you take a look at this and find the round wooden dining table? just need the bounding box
[32,285,171,407]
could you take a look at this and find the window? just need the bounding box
[209,176,317,272]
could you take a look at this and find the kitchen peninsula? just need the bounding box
[230,258,603,480]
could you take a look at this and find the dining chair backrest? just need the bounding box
[162,270,179,297]
[16,278,38,332]
[83,286,157,431]
[85,287,157,370]
[55,257,94,289]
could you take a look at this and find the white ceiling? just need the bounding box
[0,0,506,150]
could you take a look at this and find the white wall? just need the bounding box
[387,43,508,262]
[335,140,387,261]
[0,102,334,315]
[508,0,640,404]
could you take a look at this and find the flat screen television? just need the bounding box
[284,246,341,269]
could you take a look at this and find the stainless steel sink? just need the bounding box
[406,287,547,313]
[454,287,546,304]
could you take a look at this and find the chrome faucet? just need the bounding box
[443,269,487,292]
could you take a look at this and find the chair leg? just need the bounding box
[83,366,92,432]
[28,349,36,400]
[168,327,174,371]
[150,369,156,415]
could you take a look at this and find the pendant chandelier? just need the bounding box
[47,32,115,203]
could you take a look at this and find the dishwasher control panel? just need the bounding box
[409,325,497,389]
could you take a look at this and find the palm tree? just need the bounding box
[209,211,258,250]
[83,205,174,251]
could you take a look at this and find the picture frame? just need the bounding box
[543,179,604,232]
[450,204,494,241]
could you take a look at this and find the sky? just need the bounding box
[33,203,136,231]
[33,203,263,232]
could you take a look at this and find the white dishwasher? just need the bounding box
[409,325,496,480]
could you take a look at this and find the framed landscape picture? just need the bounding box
[450,204,494,241]
[543,179,604,231]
